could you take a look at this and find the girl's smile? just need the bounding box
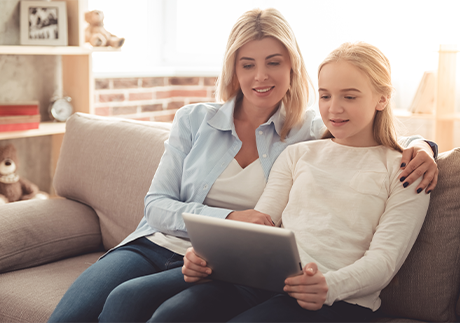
[329,118,349,126]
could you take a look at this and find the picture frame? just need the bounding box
[20,0,68,46]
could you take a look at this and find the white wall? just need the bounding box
[89,0,460,111]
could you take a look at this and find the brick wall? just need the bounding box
[94,76,218,122]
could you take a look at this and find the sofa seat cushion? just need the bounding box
[379,148,460,322]
[0,252,103,323]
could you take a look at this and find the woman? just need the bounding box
[49,8,437,323]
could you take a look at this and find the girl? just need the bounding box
[160,42,431,322]
[49,8,436,322]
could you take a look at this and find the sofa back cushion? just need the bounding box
[379,147,460,322]
[54,113,171,249]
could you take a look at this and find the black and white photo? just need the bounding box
[28,7,59,40]
[20,1,67,46]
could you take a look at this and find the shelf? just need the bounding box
[0,122,66,140]
[0,45,121,56]
[393,110,460,121]
[0,45,90,55]
[436,114,460,121]
[394,110,434,119]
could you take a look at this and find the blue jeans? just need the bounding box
[148,280,277,322]
[228,294,375,322]
[148,281,374,322]
[48,237,191,323]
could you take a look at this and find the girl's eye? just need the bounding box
[268,61,280,66]
[242,64,254,69]
[320,95,330,99]
[345,96,356,100]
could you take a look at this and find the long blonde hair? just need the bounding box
[215,8,312,140]
[318,42,402,152]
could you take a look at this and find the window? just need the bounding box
[90,0,460,110]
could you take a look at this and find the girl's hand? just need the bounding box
[182,247,212,283]
[226,209,275,226]
[284,262,328,311]
[400,142,438,194]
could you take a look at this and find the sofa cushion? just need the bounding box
[379,147,460,322]
[54,113,171,249]
[0,252,103,323]
[0,198,102,274]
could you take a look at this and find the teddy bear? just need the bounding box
[0,144,47,205]
[84,10,125,48]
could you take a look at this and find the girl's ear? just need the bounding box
[376,95,388,111]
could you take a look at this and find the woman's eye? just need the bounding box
[345,96,356,100]
[320,95,330,99]
[268,61,280,66]
[243,64,254,69]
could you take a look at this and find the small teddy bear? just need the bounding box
[0,144,41,204]
[84,10,125,48]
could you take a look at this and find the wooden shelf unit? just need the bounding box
[435,45,458,152]
[0,0,97,193]
[399,45,459,153]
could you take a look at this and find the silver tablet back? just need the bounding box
[182,212,302,293]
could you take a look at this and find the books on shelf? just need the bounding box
[0,102,40,132]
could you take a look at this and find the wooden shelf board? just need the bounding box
[83,45,122,52]
[0,122,66,140]
[0,45,90,55]
[436,114,460,121]
[393,110,434,119]
[0,45,120,55]
[394,110,460,121]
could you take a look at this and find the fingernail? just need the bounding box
[401,163,406,167]
[206,269,211,274]
[400,176,406,182]
[427,190,432,194]
[403,182,409,188]
[417,188,422,194]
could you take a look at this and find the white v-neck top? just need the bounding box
[203,158,266,210]
[147,158,266,255]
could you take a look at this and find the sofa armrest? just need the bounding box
[0,198,102,274]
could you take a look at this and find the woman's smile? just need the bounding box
[253,86,275,95]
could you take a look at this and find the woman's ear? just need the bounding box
[376,95,389,111]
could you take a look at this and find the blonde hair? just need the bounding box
[215,8,312,140]
[318,42,402,152]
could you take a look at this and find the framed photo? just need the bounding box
[20,0,68,46]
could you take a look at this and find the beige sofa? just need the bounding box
[0,113,459,322]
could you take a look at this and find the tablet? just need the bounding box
[182,212,303,293]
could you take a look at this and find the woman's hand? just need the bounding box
[400,142,438,194]
[226,209,275,226]
[284,263,328,311]
[182,247,212,283]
